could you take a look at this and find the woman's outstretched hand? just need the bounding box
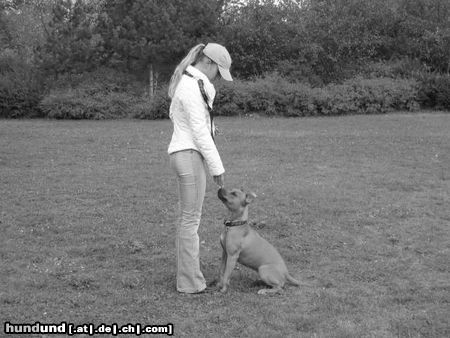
[213,174,224,187]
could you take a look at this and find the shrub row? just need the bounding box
[3,67,450,120]
[212,76,420,117]
[38,68,169,120]
[39,89,154,120]
[140,76,423,119]
[39,76,422,119]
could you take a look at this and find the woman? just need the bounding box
[167,43,233,294]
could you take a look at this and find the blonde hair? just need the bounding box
[168,44,206,98]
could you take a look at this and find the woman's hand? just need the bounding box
[213,174,224,187]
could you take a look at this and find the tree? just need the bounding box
[0,10,11,49]
[0,0,54,64]
[219,0,307,78]
[40,0,106,76]
[98,0,223,95]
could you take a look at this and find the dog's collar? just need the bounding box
[224,220,247,227]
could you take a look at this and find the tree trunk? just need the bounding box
[149,64,154,99]
[149,64,159,100]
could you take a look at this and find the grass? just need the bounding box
[1,112,449,337]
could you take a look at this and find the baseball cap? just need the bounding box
[203,43,233,81]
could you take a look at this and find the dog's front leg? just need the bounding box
[216,248,227,289]
[220,253,239,293]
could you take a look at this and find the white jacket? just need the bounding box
[168,65,225,176]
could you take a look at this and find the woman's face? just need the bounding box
[205,59,219,81]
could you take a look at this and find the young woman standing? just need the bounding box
[167,43,233,294]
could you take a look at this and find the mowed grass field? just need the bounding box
[1,113,449,337]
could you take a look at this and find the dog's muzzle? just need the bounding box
[218,188,228,202]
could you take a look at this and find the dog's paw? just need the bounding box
[257,288,282,295]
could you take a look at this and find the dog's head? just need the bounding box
[218,187,256,213]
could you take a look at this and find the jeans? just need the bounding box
[169,149,207,293]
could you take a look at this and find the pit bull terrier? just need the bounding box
[216,187,301,294]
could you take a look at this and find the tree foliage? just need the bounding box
[38,0,106,76]
[96,0,223,79]
[1,0,449,80]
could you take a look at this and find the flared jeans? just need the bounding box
[169,149,207,293]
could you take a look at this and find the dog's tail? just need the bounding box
[286,273,301,286]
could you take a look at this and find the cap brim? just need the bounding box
[218,66,233,81]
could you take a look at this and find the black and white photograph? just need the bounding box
[1,0,449,337]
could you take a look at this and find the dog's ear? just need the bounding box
[244,192,257,205]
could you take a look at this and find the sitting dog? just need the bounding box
[216,187,301,294]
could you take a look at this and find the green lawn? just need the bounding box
[1,113,449,337]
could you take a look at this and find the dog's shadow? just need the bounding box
[208,273,270,290]
[250,279,269,288]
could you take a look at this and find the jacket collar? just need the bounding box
[185,65,216,105]
[186,65,211,85]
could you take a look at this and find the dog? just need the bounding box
[216,187,301,294]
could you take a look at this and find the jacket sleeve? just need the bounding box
[179,83,225,176]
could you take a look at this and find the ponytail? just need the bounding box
[168,44,206,98]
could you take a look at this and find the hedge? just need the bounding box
[214,76,420,117]
[38,68,167,120]
[7,70,449,120]
[39,89,157,120]
[141,76,420,119]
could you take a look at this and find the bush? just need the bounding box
[417,73,450,110]
[36,70,422,120]
[214,76,419,117]
[39,89,155,120]
[215,80,252,116]
[342,77,420,114]
[363,60,450,111]
[39,68,166,119]
[0,50,45,118]
[215,75,317,117]
[134,86,170,120]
